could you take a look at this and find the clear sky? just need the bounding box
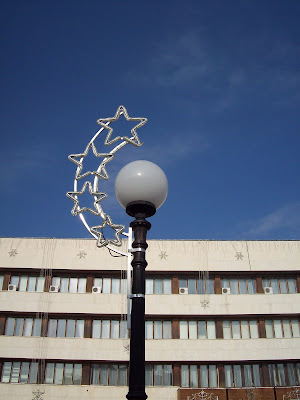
[0,0,299,241]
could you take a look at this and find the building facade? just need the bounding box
[0,237,299,400]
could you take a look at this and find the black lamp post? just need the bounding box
[115,161,168,400]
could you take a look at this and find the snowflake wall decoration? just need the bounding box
[67,105,147,249]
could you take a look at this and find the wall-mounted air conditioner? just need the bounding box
[264,287,273,294]
[179,287,188,295]
[222,287,231,294]
[49,285,59,293]
[8,284,17,292]
[92,286,102,294]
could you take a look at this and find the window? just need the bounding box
[243,365,259,387]
[145,320,172,339]
[181,365,218,388]
[1,361,39,383]
[262,277,297,294]
[267,363,300,386]
[265,318,300,338]
[5,317,42,337]
[145,364,172,386]
[44,363,82,384]
[225,364,260,388]
[222,320,258,339]
[145,278,172,294]
[179,277,214,294]
[221,277,256,294]
[93,277,126,294]
[52,277,86,293]
[91,364,127,386]
[180,320,216,339]
[92,319,128,339]
[225,365,233,387]
[9,275,45,292]
[47,318,84,338]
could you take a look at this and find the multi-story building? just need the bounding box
[0,237,299,400]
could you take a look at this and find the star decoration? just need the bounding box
[32,389,45,400]
[200,299,210,309]
[68,142,114,181]
[123,343,130,353]
[159,251,168,260]
[77,250,86,259]
[235,252,244,260]
[66,181,107,216]
[91,216,125,248]
[283,388,300,400]
[97,105,147,147]
[8,248,17,257]
[188,390,218,400]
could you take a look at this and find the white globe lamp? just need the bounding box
[115,160,168,217]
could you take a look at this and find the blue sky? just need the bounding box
[0,0,299,241]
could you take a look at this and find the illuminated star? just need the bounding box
[90,219,109,247]
[77,250,86,259]
[96,105,147,146]
[91,216,125,248]
[66,181,107,216]
[9,249,17,257]
[235,252,244,260]
[68,142,114,180]
[200,299,210,309]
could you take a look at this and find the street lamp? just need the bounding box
[115,160,168,400]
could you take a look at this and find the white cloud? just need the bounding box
[151,30,210,87]
[246,202,300,237]
[127,28,299,110]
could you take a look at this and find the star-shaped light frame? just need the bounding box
[66,181,107,217]
[91,216,125,248]
[97,105,147,146]
[67,105,147,251]
[69,142,114,181]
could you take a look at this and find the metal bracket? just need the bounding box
[127,294,145,299]
[128,248,146,253]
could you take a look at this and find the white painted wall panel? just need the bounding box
[1,238,299,272]
[0,384,177,400]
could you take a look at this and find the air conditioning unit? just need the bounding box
[49,285,59,293]
[179,287,188,295]
[8,284,17,292]
[92,286,102,294]
[222,287,231,294]
[264,287,273,294]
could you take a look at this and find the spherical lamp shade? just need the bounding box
[115,160,168,215]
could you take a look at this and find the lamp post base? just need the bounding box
[126,391,148,400]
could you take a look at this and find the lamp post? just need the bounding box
[115,160,168,400]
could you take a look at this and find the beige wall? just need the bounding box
[0,336,299,362]
[0,292,298,317]
[0,292,127,315]
[1,237,299,272]
[0,237,299,396]
[0,384,177,400]
[146,293,300,316]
